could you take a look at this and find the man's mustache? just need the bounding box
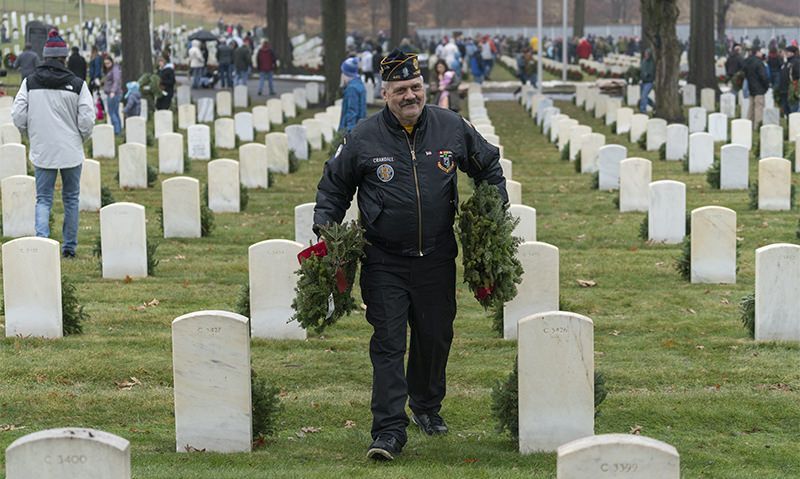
[400,99,419,107]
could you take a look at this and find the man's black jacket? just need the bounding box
[314,105,508,257]
[744,55,770,96]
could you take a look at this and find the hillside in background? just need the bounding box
[83,0,800,35]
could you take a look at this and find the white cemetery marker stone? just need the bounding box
[79,159,101,211]
[629,114,648,143]
[796,134,800,173]
[5,427,131,479]
[720,144,749,190]
[305,82,320,104]
[267,98,283,125]
[758,158,791,210]
[91,124,115,159]
[208,159,240,213]
[100,202,148,279]
[535,98,553,125]
[683,83,697,106]
[645,118,667,151]
[665,124,688,161]
[580,133,605,174]
[557,119,578,151]
[265,132,289,174]
[765,89,776,109]
[159,132,184,174]
[162,177,201,238]
[365,82,375,105]
[187,125,211,161]
[176,84,191,106]
[233,85,248,108]
[178,104,196,130]
[253,106,271,133]
[688,107,707,134]
[118,143,148,189]
[700,87,716,112]
[730,119,753,150]
[759,125,783,159]
[214,118,236,150]
[0,106,11,124]
[154,109,174,139]
[234,112,254,143]
[509,204,536,242]
[755,243,800,341]
[285,125,309,161]
[139,98,148,121]
[0,143,26,181]
[605,97,622,126]
[556,434,680,479]
[720,92,736,118]
[172,310,252,453]
[294,202,316,247]
[626,84,640,107]
[619,158,651,212]
[762,107,780,126]
[708,113,728,143]
[301,119,323,151]
[569,125,592,161]
[507,180,522,205]
[688,132,714,174]
[477,123,496,138]
[499,158,512,181]
[1,175,35,237]
[615,107,633,135]
[216,91,232,117]
[740,95,750,119]
[196,97,215,123]
[598,145,627,191]
[1,123,22,144]
[542,107,561,136]
[503,242,557,340]
[648,180,686,244]
[789,112,800,142]
[691,206,736,284]
[547,115,566,144]
[281,93,297,119]
[239,143,268,189]
[293,87,308,109]
[2,236,62,337]
[518,311,594,453]
[249,240,306,339]
[594,94,607,120]
[124,116,146,146]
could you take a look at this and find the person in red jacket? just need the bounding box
[256,39,277,96]
[576,38,592,60]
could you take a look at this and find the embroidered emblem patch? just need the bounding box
[437,150,455,173]
[377,164,395,182]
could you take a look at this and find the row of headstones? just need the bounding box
[175,81,321,111]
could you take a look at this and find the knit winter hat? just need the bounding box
[340,57,359,78]
[43,29,69,58]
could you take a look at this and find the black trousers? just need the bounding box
[359,240,457,444]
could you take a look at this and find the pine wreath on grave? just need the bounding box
[456,181,523,312]
[291,221,366,335]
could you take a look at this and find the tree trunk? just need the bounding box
[640,1,651,53]
[688,0,718,93]
[641,0,683,123]
[321,0,346,106]
[717,0,733,44]
[390,0,408,49]
[120,0,152,84]
[573,0,586,38]
[267,0,291,72]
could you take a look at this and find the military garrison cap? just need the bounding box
[380,48,421,81]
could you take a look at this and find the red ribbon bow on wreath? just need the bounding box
[474,285,494,301]
[298,240,349,293]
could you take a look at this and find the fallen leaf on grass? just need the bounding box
[695,345,705,350]
[576,279,597,288]
[184,445,206,453]
[116,377,143,390]
[756,383,793,392]
[301,426,321,434]
[464,458,479,464]
[344,420,356,429]
[629,425,643,435]
[609,330,620,336]
[0,424,25,432]
[720,298,730,305]
[686,308,697,315]
[123,275,133,284]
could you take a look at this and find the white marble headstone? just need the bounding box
[280,93,297,119]
[233,85,249,108]
[91,124,115,159]
[507,180,522,205]
[762,107,780,126]
[207,159,240,213]
[690,206,736,284]
[755,243,800,341]
[253,105,271,133]
[597,144,627,191]
[682,83,696,106]
[758,157,791,210]
[688,107,707,134]
[187,125,211,161]
[79,159,101,211]
[125,116,146,145]
[580,133,606,174]
[645,118,667,151]
[301,119,323,151]
[688,132,714,174]
[503,241,558,340]
[176,85,191,106]
[239,143,268,189]
[162,177,201,238]
[267,98,283,125]
[0,143,27,182]
[285,125,309,161]
[648,180,686,244]
[665,124,688,161]
[615,107,633,135]
[759,125,783,159]
[196,97,215,123]
[629,114,648,143]
[118,143,148,189]
[557,434,680,479]
[619,158,651,212]
[509,204,536,242]
[214,118,235,150]
[1,175,35,237]
[700,87,716,112]
[100,202,148,279]
[569,125,592,162]
[305,82,320,104]
[215,91,232,117]
[720,144,749,190]
[249,240,307,339]
[730,118,752,150]
[265,132,289,174]
[178,104,196,130]
[720,92,736,118]
[234,112,254,143]
[707,112,728,143]
[154,109,174,139]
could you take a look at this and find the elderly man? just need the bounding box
[313,49,506,461]
[12,30,94,257]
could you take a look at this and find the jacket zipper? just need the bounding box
[405,130,424,256]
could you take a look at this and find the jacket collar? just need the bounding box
[381,104,429,137]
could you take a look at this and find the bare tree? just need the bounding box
[390,0,408,49]
[641,0,683,123]
[120,0,152,84]
[717,0,736,44]
[573,0,586,38]
[267,0,291,72]
[688,0,718,93]
[322,0,346,105]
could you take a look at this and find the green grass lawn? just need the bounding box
[1,95,799,478]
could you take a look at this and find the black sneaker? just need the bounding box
[62,250,76,259]
[367,434,402,461]
[411,412,448,436]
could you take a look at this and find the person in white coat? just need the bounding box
[12,29,94,257]
[188,39,205,89]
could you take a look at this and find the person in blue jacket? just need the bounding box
[339,56,366,132]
